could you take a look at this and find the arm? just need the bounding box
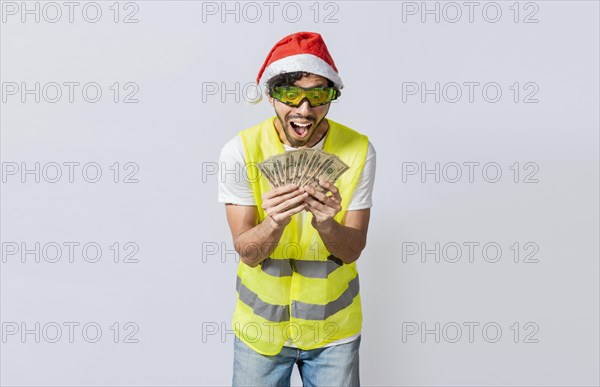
[225,184,308,268]
[314,208,370,264]
[304,180,371,264]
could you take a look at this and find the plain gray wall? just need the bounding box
[1,1,598,386]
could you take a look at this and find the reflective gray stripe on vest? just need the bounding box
[259,256,343,278]
[291,275,360,321]
[293,255,343,278]
[260,258,293,277]
[236,276,290,322]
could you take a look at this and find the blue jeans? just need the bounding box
[232,336,361,387]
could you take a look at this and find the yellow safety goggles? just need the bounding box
[270,86,338,107]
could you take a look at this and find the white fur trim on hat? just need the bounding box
[258,53,344,91]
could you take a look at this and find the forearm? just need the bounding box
[314,219,366,264]
[235,216,286,267]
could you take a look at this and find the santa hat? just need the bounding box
[247,32,343,104]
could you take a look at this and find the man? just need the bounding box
[218,31,376,387]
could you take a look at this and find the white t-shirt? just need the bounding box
[218,124,376,348]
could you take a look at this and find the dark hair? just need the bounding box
[266,71,341,98]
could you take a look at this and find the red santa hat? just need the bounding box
[247,31,343,104]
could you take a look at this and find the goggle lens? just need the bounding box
[271,86,337,107]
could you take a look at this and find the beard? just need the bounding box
[276,112,323,148]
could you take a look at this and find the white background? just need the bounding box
[1,1,599,386]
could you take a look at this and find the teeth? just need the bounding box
[292,121,311,127]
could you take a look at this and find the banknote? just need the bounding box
[257,149,349,193]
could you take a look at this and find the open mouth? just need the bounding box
[289,120,312,137]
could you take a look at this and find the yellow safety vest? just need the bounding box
[233,116,369,355]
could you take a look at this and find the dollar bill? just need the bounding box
[298,149,327,188]
[293,149,314,186]
[286,150,299,186]
[257,160,279,187]
[257,149,349,192]
[303,154,335,193]
[272,158,286,187]
[317,155,349,185]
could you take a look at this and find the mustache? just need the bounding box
[287,115,315,122]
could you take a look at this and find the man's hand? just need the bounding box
[302,179,369,264]
[225,184,307,267]
[303,179,343,232]
[261,184,309,229]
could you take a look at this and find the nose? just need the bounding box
[295,98,312,114]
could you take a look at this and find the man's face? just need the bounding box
[269,74,332,148]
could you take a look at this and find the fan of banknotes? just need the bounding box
[257,149,349,193]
